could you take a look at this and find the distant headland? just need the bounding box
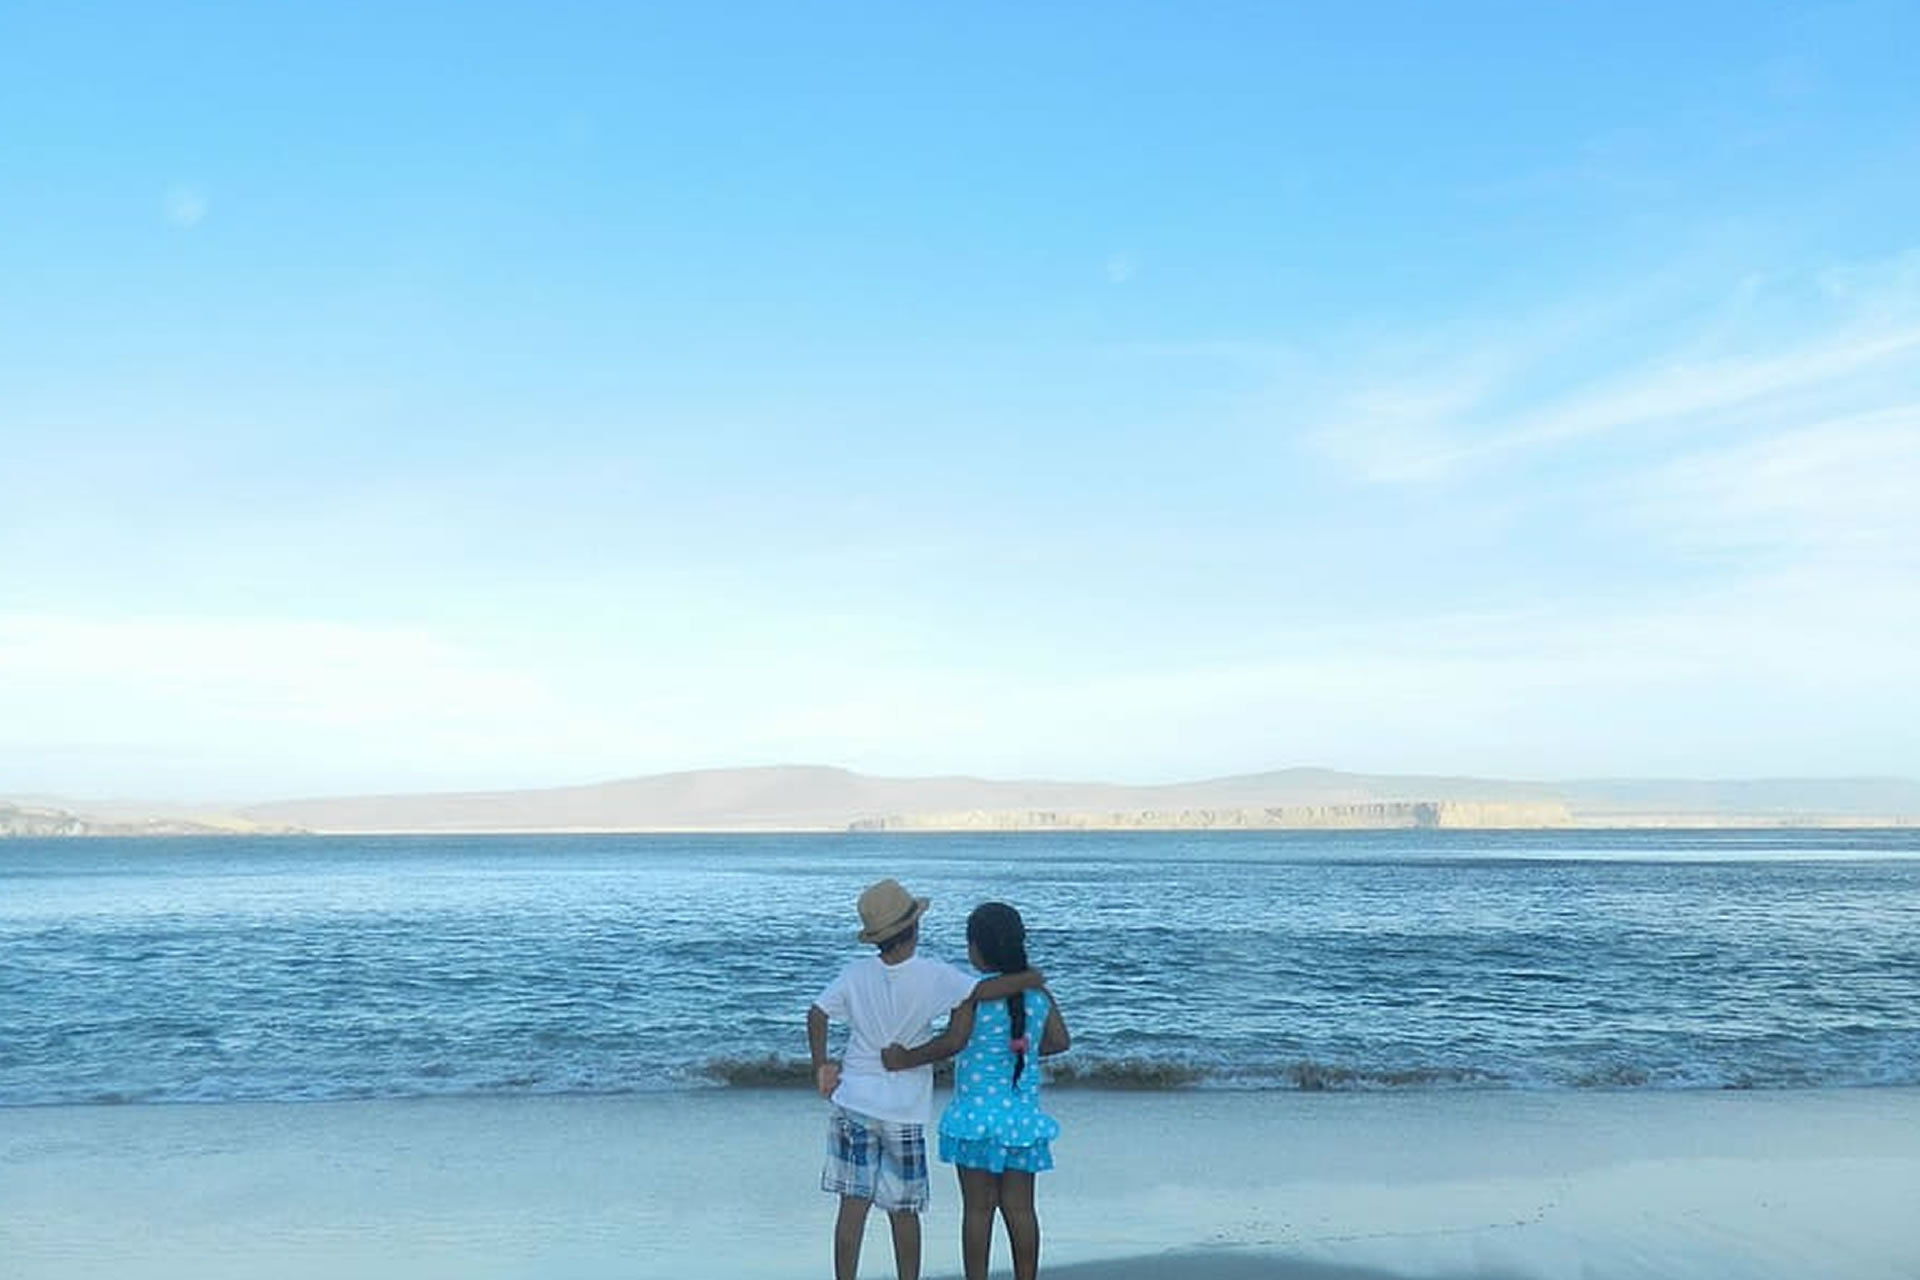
[7,766,1919,836]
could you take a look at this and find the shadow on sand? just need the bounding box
[939,1250,1527,1280]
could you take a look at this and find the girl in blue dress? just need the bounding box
[883,902,1070,1280]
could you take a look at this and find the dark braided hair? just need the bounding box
[966,902,1031,1087]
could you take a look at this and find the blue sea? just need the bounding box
[3,830,1919,1107]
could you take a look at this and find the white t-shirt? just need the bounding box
[814,954,978,1124]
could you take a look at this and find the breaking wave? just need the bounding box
[691,1053,1920,1093]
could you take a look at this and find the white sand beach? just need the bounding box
[4,1086,1917,1280]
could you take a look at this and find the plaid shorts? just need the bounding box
[821,1105,930,1212]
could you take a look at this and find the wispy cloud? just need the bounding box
[1635,404,1920,567]
[1457,327,1920,467]
[1301,252,1920,487]
[1141,248,1920,777]
[162,184,210,229]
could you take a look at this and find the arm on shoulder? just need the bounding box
[970,966,1044,1003]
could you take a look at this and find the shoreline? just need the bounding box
[6,1085,1918,1279]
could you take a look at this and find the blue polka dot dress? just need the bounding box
[937,986,1060,1174]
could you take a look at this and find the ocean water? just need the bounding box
[2,830,1918,1106]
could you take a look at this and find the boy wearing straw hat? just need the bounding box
[808,878,1042,1280]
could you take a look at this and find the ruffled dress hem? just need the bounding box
[938,1132,1055,1173]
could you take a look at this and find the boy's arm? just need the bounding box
[970,967,1044,1003]
[1039,988,1070,1057]
[806,1005,839,1098]
[881,1000,976,1071]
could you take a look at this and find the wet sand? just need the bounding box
[4,1086,1917,1279]
[1042,1256,1511,1279]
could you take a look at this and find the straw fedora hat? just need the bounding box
[856,878,930,944]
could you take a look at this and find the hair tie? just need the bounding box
[1009,1036,1029,1054]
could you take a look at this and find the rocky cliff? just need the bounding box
[0,802,297,838]
[849,800,1575,832]
[0,803,90,837]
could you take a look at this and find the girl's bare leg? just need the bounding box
[997,1169,1040,1280]
[957,1167,1002,1280]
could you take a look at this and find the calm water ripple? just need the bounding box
[2,830,1919,1105]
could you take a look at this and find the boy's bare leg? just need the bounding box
[957,1167,1002,1280]
[886,1208,922,1280]
[834,1196,872,1280]
[998,1170,1040,1280]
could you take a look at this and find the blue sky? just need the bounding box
[4,2,1918,801]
